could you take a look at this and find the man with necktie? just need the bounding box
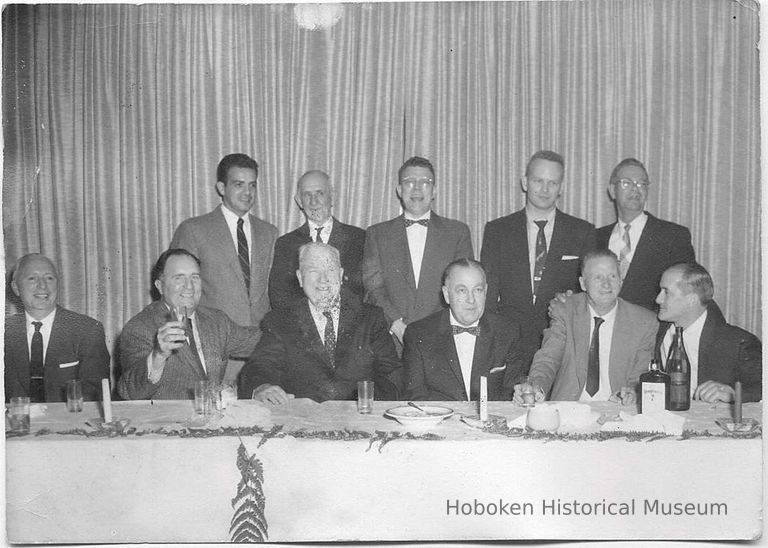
[515,250,657,403]
[240,242,402,404]
[654,263,761,403]
[597,158,695,311]
[363,156,473,347]
[481,150,596,351]
[5,254,110,402]
[403,259,526,401]
[268,170,365,310]
[118,249,259,400]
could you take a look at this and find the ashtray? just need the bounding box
[86,417,131,433]
[461,414,507,430]
[715,418,759,433]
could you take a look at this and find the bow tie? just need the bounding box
[451,325,480,336]
[404,218,429,228]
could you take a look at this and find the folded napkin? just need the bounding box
[600,410,685,435]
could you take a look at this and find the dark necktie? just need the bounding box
[29,321,45,402]
[322,310,336,368]
[186,318,206,378]
[586,316,605,397]
[404,218,429,228]
[237,218,250,295]
[451,325,481,337]
[314,226,324,242]
[533,220,548,297]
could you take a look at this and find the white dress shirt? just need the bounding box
[25,309,57,360]
[449,311,479,401]
[220,204,253,253]
[579,303,618,402]
[660,309,707,396]
[525,207,556,301]
[308,300,340,344]
[608,212,648,266]
[405,211,431,288]
[308,218,334,244]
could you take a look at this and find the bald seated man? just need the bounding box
[5,253,110,402]
[268,170,365,310]
[240,242,403,403]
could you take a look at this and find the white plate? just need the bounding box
[384,405,454,428]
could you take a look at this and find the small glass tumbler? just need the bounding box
[194,380,214,416]
[66,379,83,412]
[520,376,537,408]
[9,396,31,433]
[357,381,374,414]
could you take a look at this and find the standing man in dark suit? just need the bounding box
[5,254,110,402]
[655,263,761,402]
[240,243,402,404]
[118,249,259,400]
[269,170,365,310]
[481,150,596,347]
[363,156,473,347]
[597,158,695,311]
[171,153,277,384]
[403,259,526,401]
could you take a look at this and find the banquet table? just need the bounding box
[5,398,762,543]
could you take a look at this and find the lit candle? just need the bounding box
[734,381,742,424]
[479,376,488,422]
[102,378,113,423]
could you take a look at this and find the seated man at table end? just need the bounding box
[515,249,658,404]
[655,262,762,403]
[403,258,528,401]
[118,249,260,400]
[239,242,403,404]
[5,253,110,402]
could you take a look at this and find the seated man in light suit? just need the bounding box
[118,249,260,400]
[269,170,365,310]
[516,249,658,403]
[240,242,403,404]
[5,253,110,402]
[655,262,761,402]
[403,259,526,401]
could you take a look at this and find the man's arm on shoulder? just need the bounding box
[362,226,401,324]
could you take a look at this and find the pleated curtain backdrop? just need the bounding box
[2,1,761,364]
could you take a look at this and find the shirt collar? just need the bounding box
[308,217,334,232]
[525,206,556,225]
[449,310,480,328]
[616,211,648,231]
[682,308,708,336]
[25,308,56,327]
[404,211,432,222]
[220,203,249,225]
[587,301,618,322]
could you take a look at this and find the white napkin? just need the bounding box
[600,410,685,435]
[550,402,600,430]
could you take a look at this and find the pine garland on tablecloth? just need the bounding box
[230,440,268,543]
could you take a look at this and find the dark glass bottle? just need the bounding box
[639,359,670,413]
[667,327,691,411]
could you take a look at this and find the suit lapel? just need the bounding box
[185,312,209,381]
[295,300,333,369]
[572,296,591,389]
[468,315,493,399]
[508,213,534,304]
[212,208,242,274]
[697,308,717,381]
[608,300,631,392]
[418,213,442,289]
[624,213,656,281]
[393,216,418,293]
[8,314,31,394]
[537,210,569,302]
[298,222,312,242]
[436,314,467,399]
[328,218,346,252]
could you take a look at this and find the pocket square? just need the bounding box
[489,365,506,374]
[59,361,79,369]
[561,255,580,261]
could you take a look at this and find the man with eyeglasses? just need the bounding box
[118,249,260,400]
[481,150,596,353]
[363,156,473,348]
[170,153,278,384]
[597,158,695,311]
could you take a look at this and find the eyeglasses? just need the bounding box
[400,177,434,189]
[614,178,650,190]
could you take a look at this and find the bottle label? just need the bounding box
[669,372,687,384]
[641,382,666,414]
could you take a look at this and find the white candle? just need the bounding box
[102,378,113,423]
[479,376,488,422]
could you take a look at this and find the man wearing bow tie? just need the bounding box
[403,259,526,401]
[240,242,403,404]
[363,156,473,348]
